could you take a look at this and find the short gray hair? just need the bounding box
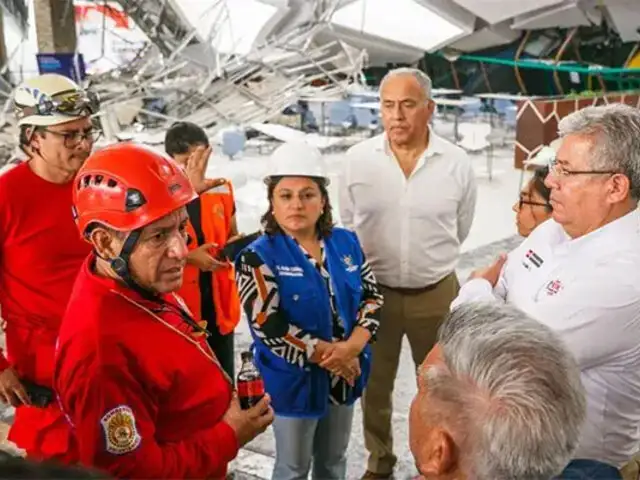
[421,302,585,480]
[379,67,432,99]
[558,103,640,200]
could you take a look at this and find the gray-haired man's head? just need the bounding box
[546,103,640,239]
[379,68,435,148]
[409,302,586,480]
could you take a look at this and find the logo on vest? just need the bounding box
[342,255,358,273]
[213,204,225,219]
[276,265,304,277]
[545,279,563,296]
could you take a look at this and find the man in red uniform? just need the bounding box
[0,73,99,461]
[55,143,273,478]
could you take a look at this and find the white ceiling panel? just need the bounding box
[579,0,604,25]
[178,0,280,54]
[450,0,566,25]
[415,0,477,33]
[331,0,465,52]
[603,0,640,42]
[448,21,520,52]
[512,2,592,30]
[315,25,426,65]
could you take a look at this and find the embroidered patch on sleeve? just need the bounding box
[100,405,142,455]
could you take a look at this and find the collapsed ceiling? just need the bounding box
[250,0,639,61]
[0,0,370,163]
[0,0,635,164]
[2,0,636,67]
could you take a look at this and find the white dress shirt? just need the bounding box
[339,132,476,288]
[452,210,640,467]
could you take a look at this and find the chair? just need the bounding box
[485,128,509,181]
[352,106,376,130]
[457,123,490,153]
[459,98,483,122]
[221,129,247,160]
[504,106,518,131]
[328,101,355,132]
[494,98,515,117]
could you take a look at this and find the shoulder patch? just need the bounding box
[100,405,141,455]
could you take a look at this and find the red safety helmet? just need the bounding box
[73,142,197,238]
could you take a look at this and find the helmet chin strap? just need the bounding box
[107,229,210,337]
[108,229,157,301]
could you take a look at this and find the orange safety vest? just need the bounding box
[178,180,241,335]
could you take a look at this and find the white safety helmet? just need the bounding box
[12,74,99,127]
[264,142,330,185]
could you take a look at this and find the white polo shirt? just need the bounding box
[339,132,477,288]
[452,209,640,467]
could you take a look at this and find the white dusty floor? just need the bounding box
[1,121,529,479]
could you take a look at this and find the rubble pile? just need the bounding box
[0,0,366,166]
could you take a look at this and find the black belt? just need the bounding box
[379,274,450,295]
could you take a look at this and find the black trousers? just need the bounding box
[207,327,235,380]
[187,198,236,379]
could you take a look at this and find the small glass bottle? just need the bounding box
[236,351,265,410]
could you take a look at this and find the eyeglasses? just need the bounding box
[518,196,550,210]
[547,157,618,178]
[42,127,102,148]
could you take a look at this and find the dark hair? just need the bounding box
[530,166,552,211]
[18,125,46,157]
[18,125,46,147]
[0,450,111,478]
[164,121,209,157]
[18,125,32,147]
[261,176,334,238]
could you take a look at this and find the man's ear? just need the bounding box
[608,173,631,204]
[89,227,121,260]
[418,427,457,477]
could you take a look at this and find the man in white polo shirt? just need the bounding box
[339,68,477,479]
[452,103,640,473]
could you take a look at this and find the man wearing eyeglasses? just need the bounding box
[452,103,640,476]
[0,74,100,463]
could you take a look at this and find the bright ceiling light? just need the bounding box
[331,0,464,52]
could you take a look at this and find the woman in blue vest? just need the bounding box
[235,142,383,480]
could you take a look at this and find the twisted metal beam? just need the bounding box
[1,0,28,33]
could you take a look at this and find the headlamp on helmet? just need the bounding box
[14,90,100,123]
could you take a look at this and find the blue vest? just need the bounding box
[241,228,372,418]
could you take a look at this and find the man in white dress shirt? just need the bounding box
[452,103,640,471]
[339,68,477,479]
